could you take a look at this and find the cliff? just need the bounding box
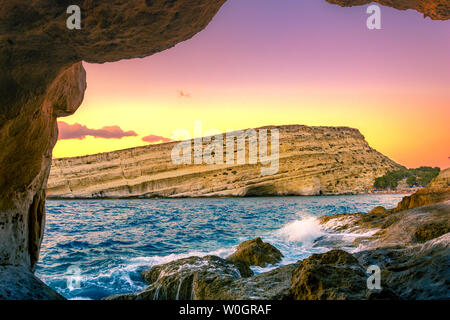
[47,125,402,198]
[394,168,450,211]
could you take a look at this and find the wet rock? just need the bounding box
[355,233,450,300]
[108,256,241,300]
[413,222,450,243]
[107,255,297,300]
[0,266,64,300]
[290,250,370,300]
[223,263,298,300]
[226,237,283,269]
[369,206,386,214]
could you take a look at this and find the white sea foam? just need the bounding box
[276,216,324,244]
[126,247,235,269]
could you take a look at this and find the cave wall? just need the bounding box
[0,0,227,270]
[0,0,448,272]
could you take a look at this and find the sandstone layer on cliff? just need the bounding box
[48,125,402,198]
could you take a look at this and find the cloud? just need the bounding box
[58,121,138,140]
[142,134,172,143]
[178,90,191,98]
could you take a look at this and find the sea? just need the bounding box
[35,194,405,300]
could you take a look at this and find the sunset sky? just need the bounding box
[53,0,450,169]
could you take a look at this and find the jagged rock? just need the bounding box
[355,234,450,300]
[227,237,283,269]
[107,255,297,300]
[395,168,450,212]
[369,206,386,214]
[290,250,371,300]
[123,255,241,300]
[0,266,64,300]
[317,177,450,300]
[47,125,402,198]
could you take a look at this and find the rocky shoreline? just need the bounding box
[106,169,450,300]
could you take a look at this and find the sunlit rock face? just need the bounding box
[326,0,450,20]
[48,125,402,198]
[0,0,226,271]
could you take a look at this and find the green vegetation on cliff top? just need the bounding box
[374,167,440,190]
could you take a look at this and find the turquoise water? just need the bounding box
[36,195,405,300]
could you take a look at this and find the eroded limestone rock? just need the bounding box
[0,0,226,273]
[47,125,403,198]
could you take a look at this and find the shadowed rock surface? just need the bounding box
[107,239,292,300]
[0,266,65,300]
[107,255,297,300]
[107,255,242,300]
[289,249,396,300]
[355,234,449,300]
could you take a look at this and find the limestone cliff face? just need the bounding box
[48,125,402,198]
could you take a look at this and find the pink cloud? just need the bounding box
[142,134,172,143]
[58,121,138,140]
[178,90,191,98]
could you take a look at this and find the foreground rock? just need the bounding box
[107,239,290,300]
[316,170,450,299]
[0,266,64,300]
[108,256,241,300]
[226,237,283,274]
[356,233,449,300]
[290,250,396,300]
[107,255,295,300]
[395,168,450,212]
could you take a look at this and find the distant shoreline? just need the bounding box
[46,193,411,201]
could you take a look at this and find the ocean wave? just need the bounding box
[276,216,324,244]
